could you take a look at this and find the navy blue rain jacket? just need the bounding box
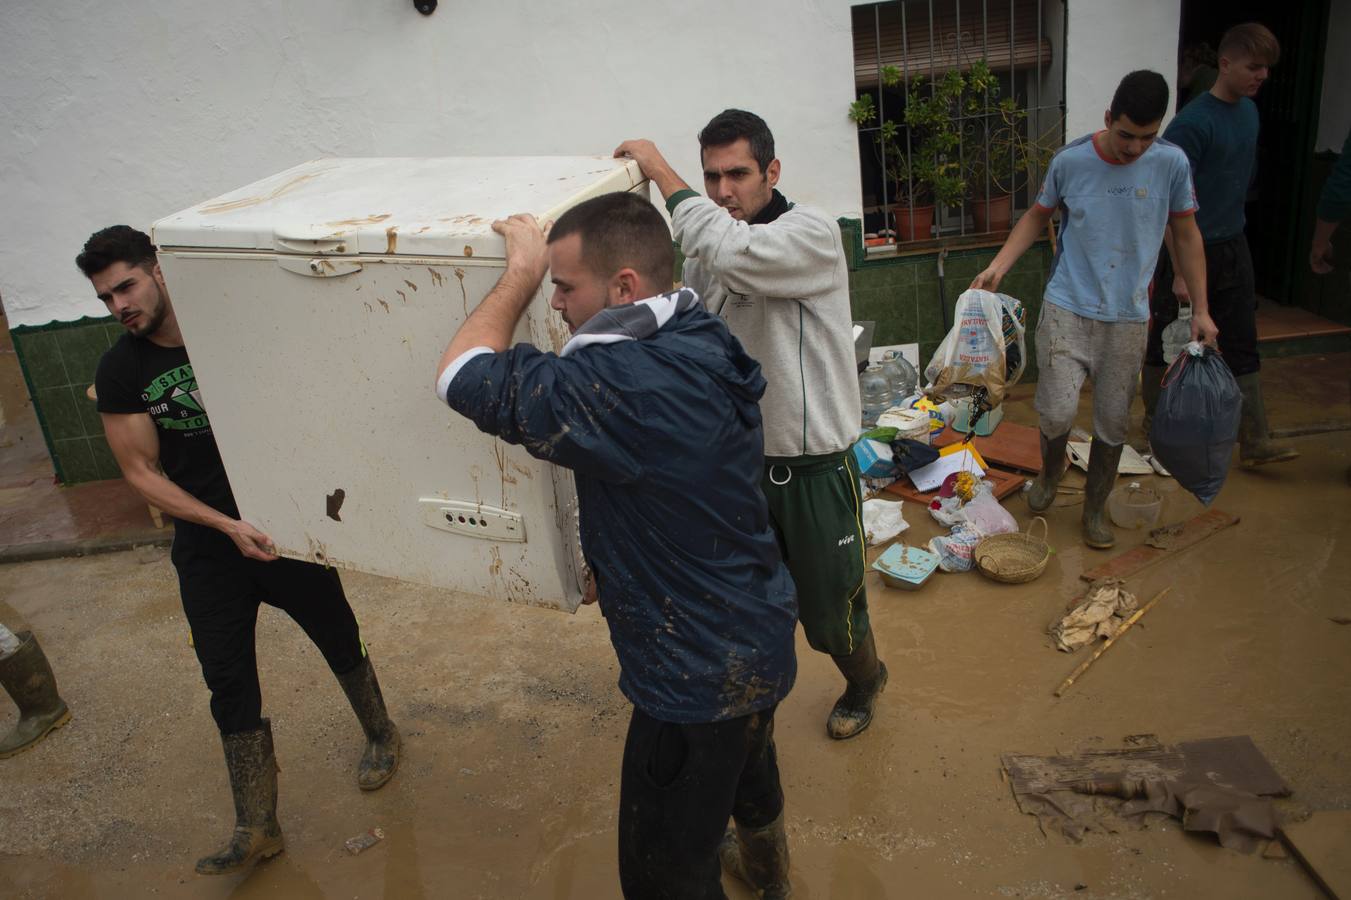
[445,303,797,723]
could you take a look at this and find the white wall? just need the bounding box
[1064,0,1181,141]
[0,0,862,328]
[1316,0,1351,153]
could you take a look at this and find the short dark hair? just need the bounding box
[548,192,674,292]
[697,109,776,173]
[1218,22,1280,66]
[76,225,157,278]
[1108,70,1170,126]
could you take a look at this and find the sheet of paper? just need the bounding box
[1068,441,1154,475]
[907,447,986,492]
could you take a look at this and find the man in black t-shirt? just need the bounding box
[79,225,402,876]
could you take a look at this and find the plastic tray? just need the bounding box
[871,543,940,591]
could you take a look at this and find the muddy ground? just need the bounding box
[1,358,1349,899]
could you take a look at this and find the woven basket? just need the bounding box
[974,517,1050,584]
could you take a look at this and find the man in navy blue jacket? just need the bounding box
[435,191,797,899]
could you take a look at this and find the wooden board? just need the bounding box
[883,465,1026,505]
[933,421,1044,474]
[1281,811,1351,899]
[1079,509,1240,583]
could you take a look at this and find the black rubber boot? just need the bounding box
[1236,373,1298,468]
[336,657,401,791]
[1139,363,1166,449]
[0,631,71,759]
[1026,431,1071,512]
[1082,439,1123,549]
[195,720,284,875]
[826,630,887,741]
[718,810,792,899]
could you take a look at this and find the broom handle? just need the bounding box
[1054,587,1171,697]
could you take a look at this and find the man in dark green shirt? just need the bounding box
[1143,22,1297,467]
[1311,129,1351,274]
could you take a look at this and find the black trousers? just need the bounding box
[618,704,784,900]
[171,524,365,735]
[1146,234,1260,376]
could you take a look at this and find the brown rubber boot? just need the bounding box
[1082,440,1123,549]
[195,720,285,875]
[718,810,792,899]
[0,631,71,759]
[826,630,887,740]
[336,657,401,791]
[1026,431,1071,512]
[1236,373,1298,467]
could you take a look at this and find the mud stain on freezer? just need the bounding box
[428,267,445,287]
[385,226,399,254]
[463,246,474,257]
[378,299,391,313]
[454,268,468,317]
[200,172,322,214]
[404,280,419,292]
[325,213,392,226]
[325,489,346,522]
[396,290,408,305]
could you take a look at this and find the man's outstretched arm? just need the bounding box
[435,214,550,388]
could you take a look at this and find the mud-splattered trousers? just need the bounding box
[1034,302,1148,445]
[171,523,366,735]
[618,704,782,899]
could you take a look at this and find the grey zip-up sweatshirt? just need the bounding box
[669,190,860,459]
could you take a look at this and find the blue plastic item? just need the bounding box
[871,543,940,591]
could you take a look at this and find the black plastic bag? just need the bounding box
[1149,345,1241,505]
[889,438,940,474]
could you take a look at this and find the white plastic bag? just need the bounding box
[960,490,1017,537]
[927,523,983,573]
[924,289,1026,407]
[862,499,909,546]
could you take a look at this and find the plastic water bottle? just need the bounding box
[1162,304,1192,365]
[859,366,894,428]
[879,351,918,399]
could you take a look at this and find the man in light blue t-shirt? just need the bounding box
[973,70,1217,549]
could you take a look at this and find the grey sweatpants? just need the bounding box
[1034,302,1147,445]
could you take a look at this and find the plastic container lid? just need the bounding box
[872,543,940,589]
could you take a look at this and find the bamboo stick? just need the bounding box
[1054,587,1171,697]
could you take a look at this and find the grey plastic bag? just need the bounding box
[1148,344,1241,505]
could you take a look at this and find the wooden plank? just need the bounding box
[1078,509,1241,583]
[1281,811,1351,899]
[933,421,1044,473]
[882,465,1025,505]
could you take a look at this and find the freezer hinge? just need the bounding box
[418,498,525,542]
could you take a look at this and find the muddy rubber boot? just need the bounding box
[0,631,71,759]
[1026,431,1071,512]
[826,631,887,741]
[1081,439,1123,550]
[718,811,792,899]
[1139,363,1166,450]
[195,720,284,875]
[336,657,401,791]
[1236,373,1299,468]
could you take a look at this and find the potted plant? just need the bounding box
[960,62,1063,233]
[850,67,967,242]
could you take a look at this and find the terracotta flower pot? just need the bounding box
[970,193,1013,234]
[892,204,935,242]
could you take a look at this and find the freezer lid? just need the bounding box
[151,156,644,259]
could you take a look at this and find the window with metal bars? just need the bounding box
[850,0,1067,247]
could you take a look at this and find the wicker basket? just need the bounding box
[974,517,1050,584]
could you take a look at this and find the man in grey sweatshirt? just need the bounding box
[616,110,888,751]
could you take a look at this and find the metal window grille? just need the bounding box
[851,0,1067,245]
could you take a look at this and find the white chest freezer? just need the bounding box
[151,157,648,613]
